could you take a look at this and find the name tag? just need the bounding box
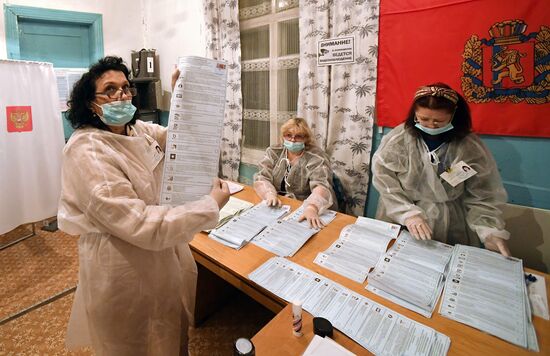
[440,160,477,187]
[144,134,164,170]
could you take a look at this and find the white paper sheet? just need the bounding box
[303,335,356,356]
[366,232,452,317]
[252,220,317,257]
[313,220,395,283]
[160,56,227,205]
[439,245,535,350]
[208,196,253,232]
[284,204,337,230]
[527,272,549,320]
[54,68,86,111]
[249,257,450,356]
[209,202,290,249]
[225,180,244,194]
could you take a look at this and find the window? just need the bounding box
[239,0,299,164]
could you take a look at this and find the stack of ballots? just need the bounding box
[439,245,539,351]
[366,231,453,317]
[208,201,290,249]
[314,217,400,283]
[249,257,451,356]
[251,204,337,257]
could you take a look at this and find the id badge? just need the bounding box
[144,134,164,170]
[440,160,477,187]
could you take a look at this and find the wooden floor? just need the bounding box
[0,223,273,355]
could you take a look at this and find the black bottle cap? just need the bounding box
[313,317,333,338]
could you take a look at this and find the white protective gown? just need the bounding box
[58,120,219,356]
[253,145,336,212]
[372,124,509,246]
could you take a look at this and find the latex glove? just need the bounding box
[209,178,230,209]
[484,235,511,257]
[171,65,180,92]
[404,215,432,240]
[265,193,281,207]
[298,205,324,229]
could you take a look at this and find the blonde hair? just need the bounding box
[280,118,315,147]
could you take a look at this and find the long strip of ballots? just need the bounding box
[249,257,450,356]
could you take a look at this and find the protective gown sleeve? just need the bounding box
[372,134,425,224]
[462,137,510,242]
[253,147,280,199]
[60,139,219,252]
[303,152,334,214]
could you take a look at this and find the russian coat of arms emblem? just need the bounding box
[462,20,549,104]
[6,106,33,132]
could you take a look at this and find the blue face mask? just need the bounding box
[94,100,136,126]
[415,122,454,135]
[283,140,305,152]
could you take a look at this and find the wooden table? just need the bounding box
[190,186,550,355]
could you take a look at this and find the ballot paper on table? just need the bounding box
[204,196,253,233]
[366,231,453,318]
[251,204,337,257]
[303,335,356,356]
[160,56,227,205]
[439,245,538,351]
[283,204,337,230]
[313,217,400,283]
[249,257,451,356]
[208,201,290,249]
[251,220,317,257]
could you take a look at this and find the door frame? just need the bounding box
[4,4,103,62]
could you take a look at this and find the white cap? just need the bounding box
[292,301,302,314]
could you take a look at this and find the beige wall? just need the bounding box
[504,204,550,273]
[0,0,205,105]
[142,0,205,105]
[0,0,144,65]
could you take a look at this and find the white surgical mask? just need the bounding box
[415,122,454,135]
[283,140,305,152]
[93,100,136,126]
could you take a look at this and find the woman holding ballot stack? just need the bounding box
[58,56,230,355]
[372,83,511,256]
[254,118,337,229]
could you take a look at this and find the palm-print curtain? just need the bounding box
[203,0,243,181]
[298,0,379,216]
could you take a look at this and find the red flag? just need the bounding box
[376,0,550,137]
[6,106,33,133]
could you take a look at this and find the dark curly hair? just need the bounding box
[404,82,472,141]
[66,56,138,131]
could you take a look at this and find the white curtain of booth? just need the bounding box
[203,0,243,181]
[298,0,380,216]
[0,60,65,234]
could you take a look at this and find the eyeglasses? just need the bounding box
[96,86,138,99]
[283,133,306,141]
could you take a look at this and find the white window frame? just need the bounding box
[240,2,299,165]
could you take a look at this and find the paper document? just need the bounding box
[54,68,87,111]
[209,202,290,249]
[209,196,253,231]
[303,335,356,356]
[284,204,337,230]
[366,231,453,317]
[225,180,244,194]
[439,245,537,350]
[249,257,450,356]
[160,56,227,205]
[313,218,397,283]
[252,220,316,257]
[527,272,549,320]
